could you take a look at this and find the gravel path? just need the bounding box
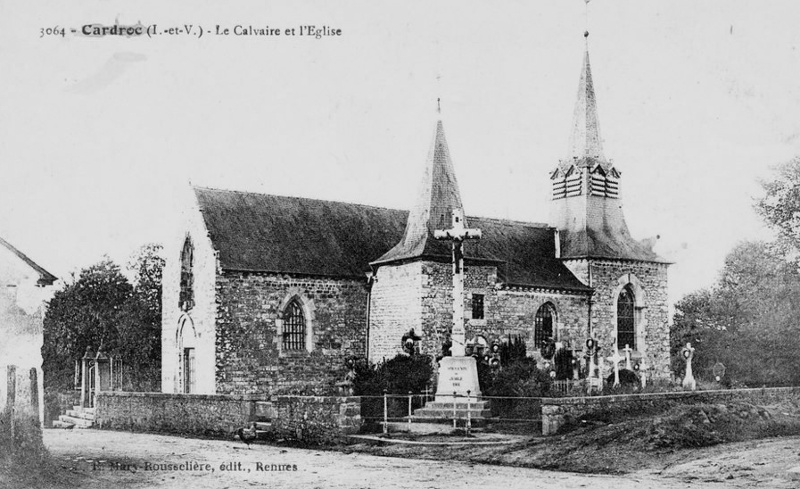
[33,428,758,488]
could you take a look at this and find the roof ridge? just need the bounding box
[193,185,406,214]
[194,186,551,230]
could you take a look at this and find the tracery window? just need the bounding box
[534,303,556,347]
[179,237,194,310]
[282,300,306,351]
[617,285,636,350]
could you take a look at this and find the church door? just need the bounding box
[183,348,196,394]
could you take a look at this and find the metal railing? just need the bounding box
[359,391,544,434]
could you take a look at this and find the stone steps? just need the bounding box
[422,401,491,410]
[412,408,492,418]
[65,409,96,421]
[56,405,96,429]
[58,414,93,428]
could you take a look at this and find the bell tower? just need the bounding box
[549,31,672,380]
[549,31,657,263]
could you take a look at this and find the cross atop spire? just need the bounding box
[566,42,605,163]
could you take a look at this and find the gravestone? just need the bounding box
[623,344,633,370]
[606,346,625,388]
[681,342,696,391]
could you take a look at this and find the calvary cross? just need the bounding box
[434,209,481,356]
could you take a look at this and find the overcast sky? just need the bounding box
[1,0,799,303]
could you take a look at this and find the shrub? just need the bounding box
[499,335,527,366]
[605,368,640,387]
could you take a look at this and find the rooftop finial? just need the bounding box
[437,97,441,114]
[584,0,590,43]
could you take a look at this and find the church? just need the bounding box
[160,40,671,396]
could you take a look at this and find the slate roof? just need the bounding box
[193,187,591,292]
[0,236,57,286]
[373,119,467,265]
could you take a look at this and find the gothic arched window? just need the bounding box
[282,300,306,351]
[179,237,194,310]
[617,285,636,349]
[534,303,556,347]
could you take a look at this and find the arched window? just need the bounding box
[282,300,306,351]
[617,285,636,349]
[534,303,556,347]
[179,237,194,311]
[176,314,196,393]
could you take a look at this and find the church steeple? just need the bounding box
[372,102,466,265]
[567,33,605,163]
[549,32,664,263]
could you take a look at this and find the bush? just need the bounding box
[352,354,434,422]
[352,354,434,396]
[605,368,640,387]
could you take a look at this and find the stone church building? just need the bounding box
[161,44,671,396]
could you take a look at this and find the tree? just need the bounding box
[756,156,800,255]
[671,241,800,386]
[43,245,164,395]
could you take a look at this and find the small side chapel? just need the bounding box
[161,39,672,396]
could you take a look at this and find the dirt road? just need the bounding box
[11,429,796,488]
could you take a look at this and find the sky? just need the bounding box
[0,0,799,304]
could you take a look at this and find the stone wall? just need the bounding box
[370,259,592,362]
[490,288,589,356]
[271,395,361,445]
[541,387,800,435]
[215,272,368,395]
[370,262,588,361]
[564,259,670,379]
[369,262,423,361]
[95,391,256,437]
[0,365,44,459]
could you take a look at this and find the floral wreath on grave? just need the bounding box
[540,340,556,360]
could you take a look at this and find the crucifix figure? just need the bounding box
[607,344,625,388]
[434,208,481,356]
[622,344,633,370]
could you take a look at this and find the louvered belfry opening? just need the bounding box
[617,286,636,350]
[283,300,306,351]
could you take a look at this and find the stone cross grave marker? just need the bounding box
[432,208,483,401]
[623,344,633,370]
[637,360,648,388]
[433,208,481,357]
[607,346,625,388]
[681,342,696,391]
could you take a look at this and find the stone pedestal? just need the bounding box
[412,356,490,423]
[434,356,481,401]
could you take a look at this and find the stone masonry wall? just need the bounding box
[215,272,368,395]
[370,260,591,362]
[368,262,423,362]
[564,259,670,379]
[271,396,361,445]
[95,391,255,437]
[541,387,800,435]
[490,289,589,357]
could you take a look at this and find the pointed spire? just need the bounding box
[566,35,605,163]
[372,102,465,265]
